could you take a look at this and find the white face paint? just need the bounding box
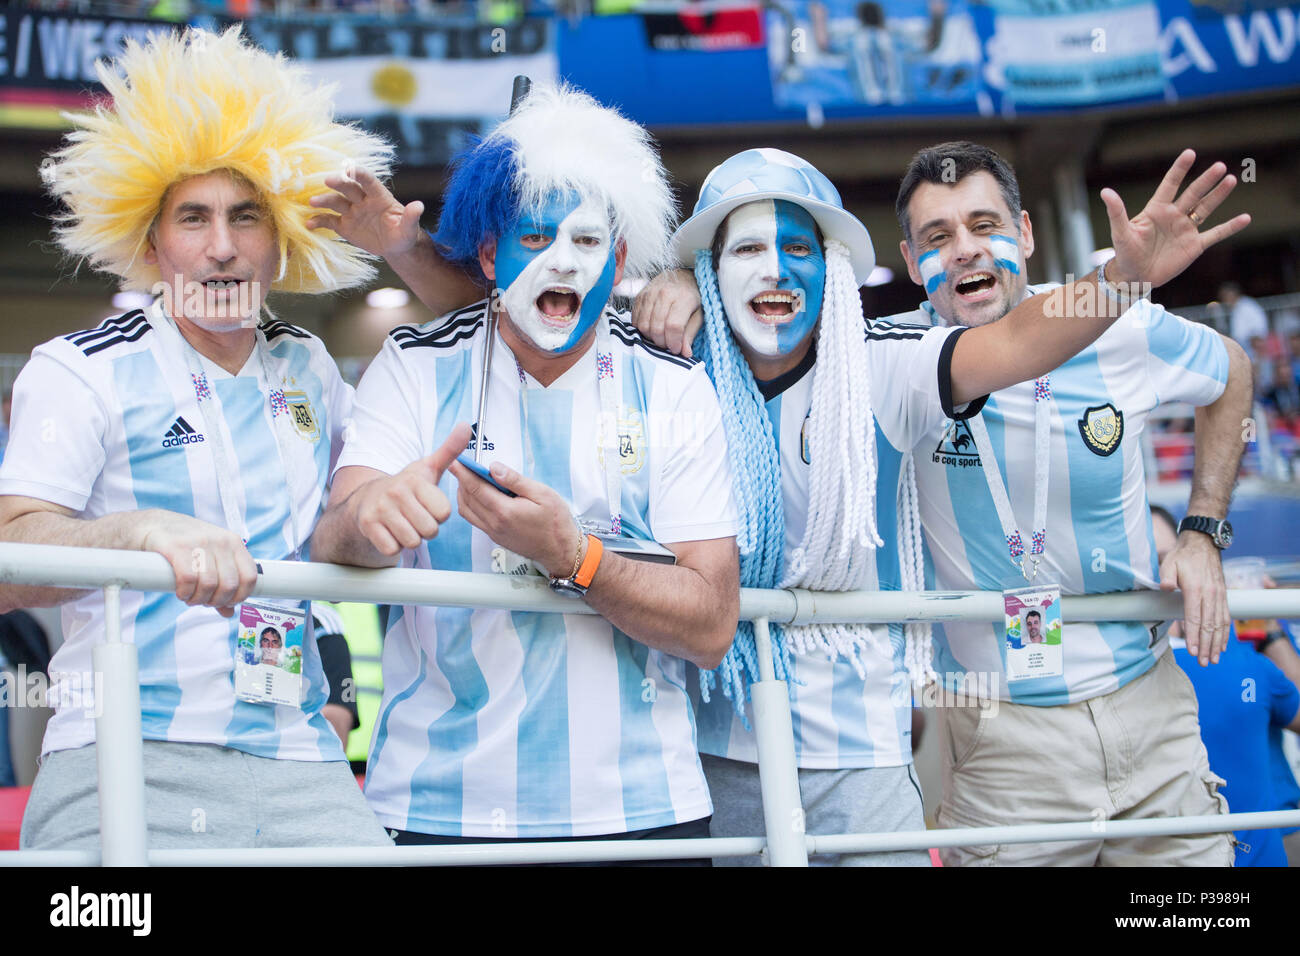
[496,196,616,354]
[718,201,782,357]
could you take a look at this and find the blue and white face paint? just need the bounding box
[989,234,1021,275]
[495,192,617,354]
[716,199,825,358]
[917,248,947,294]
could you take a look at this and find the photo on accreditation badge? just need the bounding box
[235,600,306,706]
[1003,590,1063,681]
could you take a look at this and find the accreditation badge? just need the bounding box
[234,599,307,707]
[1003,583,1063,682]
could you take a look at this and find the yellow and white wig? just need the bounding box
[40,26,393,294]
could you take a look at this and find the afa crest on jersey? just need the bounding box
[284,390,320,443]
[599,410,646,475]
[1078,403,1123,457]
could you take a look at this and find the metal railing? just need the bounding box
[2,540,1299,866]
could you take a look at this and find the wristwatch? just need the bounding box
[1177,515,1234,550]
[549,534,604,598]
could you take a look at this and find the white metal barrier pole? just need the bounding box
[749,615,808,867]
[92,584,148,867]
[806,809,1300,856]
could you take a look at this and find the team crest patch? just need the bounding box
[1078,403,1123,457]
[599,411,646,475]
[283,390,320,443]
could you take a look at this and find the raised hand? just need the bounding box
[307,166,425,259]
[1102,150,1250,288]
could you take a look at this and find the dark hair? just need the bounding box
[856,2,884,27]
[1149,504,1178,535]
[260,627,281,644]
[1025,609,1041,621]
[895,141,1022,243]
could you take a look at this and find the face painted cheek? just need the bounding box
[989,234,1021,276]
[493,232,543,293]
[558,246,617,352]
[777,249,824,352]
[918,248,947,294]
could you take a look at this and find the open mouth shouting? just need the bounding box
[953,270,997,302]
[748,289,805,325]
[536,285,581,327]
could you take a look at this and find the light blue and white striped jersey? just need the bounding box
[894,284,1230,705]
[693,322,980,768]
[0,302,352,760]
[336,302,738,838]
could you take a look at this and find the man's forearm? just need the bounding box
[0,508,147,611]
[1264,635,1300,689]
[953,273,1127,404]
[310,493,399,570]
[1187,336,1253,520]
[388,232,486,318]
[582,548,738,670]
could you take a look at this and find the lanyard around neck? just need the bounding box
[966,375,1052,582]
[155,302,305,559]
[510,318,623,536]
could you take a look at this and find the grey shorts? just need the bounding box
[701,753,931,866]
[21,740,393,851]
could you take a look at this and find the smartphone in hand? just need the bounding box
[455,452,518,498]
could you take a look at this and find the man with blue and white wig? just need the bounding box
[636,145,1249,865]
[314,84,740,860]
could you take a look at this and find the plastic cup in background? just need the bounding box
[1223,556,1268,590]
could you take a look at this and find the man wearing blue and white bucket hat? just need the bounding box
[641,146,1247,865]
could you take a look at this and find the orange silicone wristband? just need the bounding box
[574,534,603,589]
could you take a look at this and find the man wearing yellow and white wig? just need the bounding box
[0,27,396,849]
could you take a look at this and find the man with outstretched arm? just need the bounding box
[629,146,1248,865]
[887,141,1252,865]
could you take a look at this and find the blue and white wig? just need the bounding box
[433,83,677,285]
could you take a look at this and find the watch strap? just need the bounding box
[1177,515,1230,548]
[574,534,603,589]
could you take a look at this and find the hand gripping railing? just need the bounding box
[2,541,1299,866]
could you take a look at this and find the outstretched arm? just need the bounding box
[308,167,486,317]
[950,150,1251,404]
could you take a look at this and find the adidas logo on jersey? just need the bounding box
[161,417,205,448]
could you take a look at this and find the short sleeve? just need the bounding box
[1263,655,1300,729]
[1140,302,1229,407]
[334,335,425,478]
[0,348,109,512]
[650,364,738,544]
[864,322,986,452]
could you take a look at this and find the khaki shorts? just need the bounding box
[936,650,1233,866]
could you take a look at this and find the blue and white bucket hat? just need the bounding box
[671,147,876,286]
